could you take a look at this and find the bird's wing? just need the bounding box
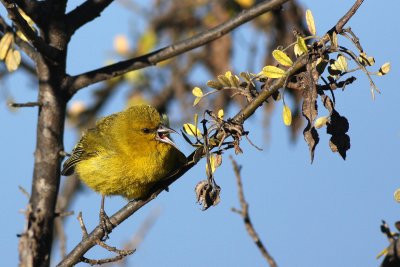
[61,113,121,176]
[61,129,98,176]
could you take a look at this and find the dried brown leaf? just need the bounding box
[195,180,221,210]
[301,67,319,163]
[326,110,350,160]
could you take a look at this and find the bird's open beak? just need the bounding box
[156,124,179,150]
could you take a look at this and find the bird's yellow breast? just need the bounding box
[76,139,183,199]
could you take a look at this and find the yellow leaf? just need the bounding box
[305,10,316,35]
[0,33,13,60]
[282,105,292,126]
[235,0,254,8]
[225,71,232,79]
[5,49,21,72]
[217,109,224,119]
[217,75,230,87]
[379,62,391,75]
[367,57,375,66]
[358,52,375,66]
[206,155,217,174]
[272,50,293,67]
[394,188,400,202]
[192,87,203,97]
[193,97,202,107]
[297,36,308,54]
[314,116,329,129]
[261,65,286,78]
[225,71,240,87]
[231,74,240,88]
[335,55,348,72]
[293,44,303,57]
[18,8,35,28]
[183,123,202,137]
[113,34,130,55]
[16,31,28,42]
[376,247,389,259]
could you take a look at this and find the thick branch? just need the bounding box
[66,0,114,36]
[66,0,290,95]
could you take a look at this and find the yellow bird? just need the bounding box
[62,104,186,232]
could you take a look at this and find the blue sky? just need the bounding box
[1,1,399,266]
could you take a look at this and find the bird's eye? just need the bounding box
[141,128,151,134]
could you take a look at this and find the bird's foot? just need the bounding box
[99,209,113,241]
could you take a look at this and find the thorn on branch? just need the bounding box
[18,185,30,199]
[77,212,135,265]
[54,211,74,218]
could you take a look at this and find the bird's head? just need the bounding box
[128,105,180,150]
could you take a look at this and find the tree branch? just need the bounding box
[66,0,290,96]
[66,0,114,36]
[230,156,278,267]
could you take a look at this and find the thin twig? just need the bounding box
[76,212,135,265]
[66,0,289,95]
[8,101,42,108]
[230,156,278,267]
[18,185,30,199]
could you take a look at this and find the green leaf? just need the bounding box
[272,50,293,67]
[305,9,316,35]
[206,80,223,90]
